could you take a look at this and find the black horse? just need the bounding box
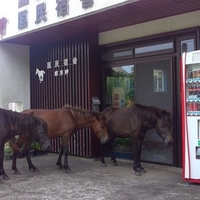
[0,108,51,181]
[101,103,173,176]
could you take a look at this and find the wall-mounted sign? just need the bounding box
[47,57,78,77]
[35,68,45,83]
[18,10,28,29]
[56,0,69,17]
[35,3,47,24]
[18,0,29,8]
[16,0,95,30]
[0,17,7,38]
[80,0,93,9]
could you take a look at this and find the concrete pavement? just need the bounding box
[0,153,199,200]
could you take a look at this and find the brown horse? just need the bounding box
[0,108,50,181]
[11,106,109,174]
[101,103,173,176]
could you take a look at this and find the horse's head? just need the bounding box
[31,116,51,151]
[91,113,109,143]
[156,110,173,147]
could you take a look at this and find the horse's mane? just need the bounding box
[63,105,107,121]
[131,104,172,125]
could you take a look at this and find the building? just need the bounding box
[1,0,200,168]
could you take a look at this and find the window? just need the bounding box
[181,39,195,55]
[153,69,166,92]
[135,41,174,57]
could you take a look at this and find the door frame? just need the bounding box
[100,28,200,167]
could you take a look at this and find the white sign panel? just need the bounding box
[0,0,139,41]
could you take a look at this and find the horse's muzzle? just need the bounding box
[101,137,109,144]
[41,143,51,151]
[165,139,173,147]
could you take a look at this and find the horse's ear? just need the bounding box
[160,110,172,125]
[95,113,107,121]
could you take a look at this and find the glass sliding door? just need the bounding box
[135,58,173,165]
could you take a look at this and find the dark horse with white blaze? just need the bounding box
[11,106,109,174]
[101,103,173,176]
[0,108,50,181]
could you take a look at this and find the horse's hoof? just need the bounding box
[33,168,40,172]
[140,169,146,173]
[112,162,117,166]
[58,165,63,170]
[3,174,10,180]
[14,170,21,175]
[102,163,107,167]
[135,171,141,176]
[65,169,73,174]
[57,164,63,170]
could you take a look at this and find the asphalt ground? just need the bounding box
[0,153,199,200]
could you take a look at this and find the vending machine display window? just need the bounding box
[196,147,200,159]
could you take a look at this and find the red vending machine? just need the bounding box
[181,50,200,184]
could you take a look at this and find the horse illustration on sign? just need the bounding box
[35,68,45,83]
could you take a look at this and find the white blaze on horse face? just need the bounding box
[35,68,45,83]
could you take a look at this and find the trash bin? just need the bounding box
[91,97,101,111]
[8,102,23,112]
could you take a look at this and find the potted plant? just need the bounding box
[30,141,41,157]
[4,142,12,160]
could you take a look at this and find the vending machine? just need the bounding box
[181,50,200,184]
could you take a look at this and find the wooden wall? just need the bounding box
[30,33,101,157]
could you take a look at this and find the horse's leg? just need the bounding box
[133,135,146,176]
[101,136,117,167]
[24,139,39,172]
[107,136,117,166]
[60,135,72,173]
[63,144,72,174]
[109,143,117,166]
[12,150,20,175]
[0,144,9,180]
[56,146,64,170]
[101,143,107,167]
[11,137,24,175]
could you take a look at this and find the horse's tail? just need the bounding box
[9,137,21,153]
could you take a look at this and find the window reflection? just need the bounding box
[105,65,134,108]
[153,69,165,92]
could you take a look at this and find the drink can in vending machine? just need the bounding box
[193,102,198,115]
[188,69,193,79]
[197,70,200,79]
[198,103,200,115]
[188,86,193,100]
[187,103,193,115]
[193,70,197,79]
[189,103,193,115]
[193,85,197,100]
